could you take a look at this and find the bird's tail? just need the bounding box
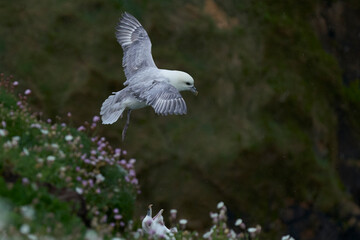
[100,91,126,124]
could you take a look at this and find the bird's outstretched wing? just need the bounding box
[116,12,157,81]
[130,81,187,116]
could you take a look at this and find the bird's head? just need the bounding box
[142,204,153,233]
[161,70,198,95]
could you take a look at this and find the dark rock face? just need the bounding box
[312,1,360,85]
[310,1,360,239]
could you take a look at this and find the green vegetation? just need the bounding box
[1,0,360,238]
[0,74,138,238]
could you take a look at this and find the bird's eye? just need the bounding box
[186,82,191,86]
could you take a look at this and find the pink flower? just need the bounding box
[129,169,136,177]
[22,178,29,185]
[24,89,31,95]
[93,116,100,122]
[115,148,121,155]
[13,81,19,86]
[77,126,85,131]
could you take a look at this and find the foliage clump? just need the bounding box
[0,74,139,238]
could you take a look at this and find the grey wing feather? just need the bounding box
[100,90,127,124]
[116,12,157,81]
[130,81,187,116]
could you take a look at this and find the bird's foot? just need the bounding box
[121,109,132,141]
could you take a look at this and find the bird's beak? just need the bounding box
[147,204,153,217]
[191,86,198,96]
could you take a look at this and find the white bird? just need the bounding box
[100,12,197,141]
[142,204,176,239]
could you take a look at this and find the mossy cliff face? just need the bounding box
[1,0,360,238]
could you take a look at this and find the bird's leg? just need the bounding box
[122,109,132,141]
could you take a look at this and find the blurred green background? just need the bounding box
[1,0,360,239]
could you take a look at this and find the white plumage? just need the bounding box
[100,12,197,140]
[141,204,177,239]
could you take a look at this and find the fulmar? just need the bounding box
[100,12,197,141]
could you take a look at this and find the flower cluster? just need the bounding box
[0,74,139,238]
[200,202,261,240]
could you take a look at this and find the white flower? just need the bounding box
[248,227,257,233]
[47,155,56,162]
[51,143,59,149]
[84,229,98,240]
[40,129,48,135]
[30,123,41,129]
[203,229,213,239]
[229,229,236,238]
[20,206,35,220]
[65,134,73,141]
[0,129,8,137]
[27,234,38,240]
[170,209,177,214]
[210,212,218,219]
[179,219,188,225]
[12,136,20,142]
[96,174,105,183]
[3,141,12,148]
[217,201,224,209]
[76,187,83,195]
[282,235,295,240]
[235,218,243,226]
[23,148,29,156]
[132,231,140,239]
[20,224,30,234]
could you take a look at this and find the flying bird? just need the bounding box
[100,12,197,140]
